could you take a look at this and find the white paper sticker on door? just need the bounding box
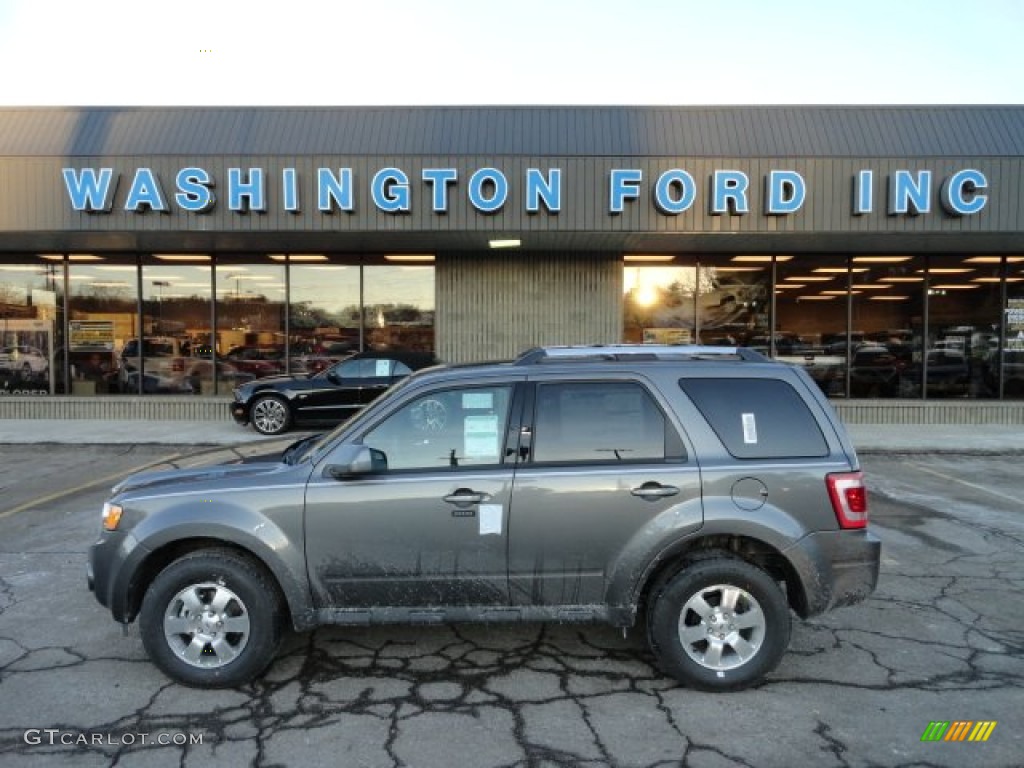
[479,504,503,536]
[742,413,758,444]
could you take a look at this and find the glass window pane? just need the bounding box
[216,257,286,383]
[1005,261,1024,398]
[67,255,136,396]
[363,385,512,470]
[532,382,667,463]
[363,264,435,354]
[847,255,924,398]
[775,254,850,397]
[0,255,61,395]
[927,255,1003,399]
[623,262,698,344]
[132,259,213,395]
[698,256,770,346]
[680,378,828,459]
[289,260,361,374]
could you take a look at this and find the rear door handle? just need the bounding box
[630,482,680,500]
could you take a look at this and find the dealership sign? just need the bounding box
[62,166,988,218]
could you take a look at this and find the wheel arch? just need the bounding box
[123,537,316,632]
[630,534,809,624]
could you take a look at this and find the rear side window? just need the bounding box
[679,378,828,459]
[532,381,674,463]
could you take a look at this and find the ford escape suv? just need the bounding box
[87,345,880,691]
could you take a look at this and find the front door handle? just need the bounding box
[443,488,490,506]
[630,482,680,500]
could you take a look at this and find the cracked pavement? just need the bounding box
[0,446,1021,767]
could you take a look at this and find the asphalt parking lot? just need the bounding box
[0,444,1021,767]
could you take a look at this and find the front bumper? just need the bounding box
[784,529,881,617]
[230,400,249,425]
[88,530,148,622]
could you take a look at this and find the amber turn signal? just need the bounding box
[102,502,124,531]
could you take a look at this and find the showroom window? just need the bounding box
[66,254,137,395]
[129,257,214,395]
[623,259,700,345]
[287,255,362,374]
[699,255,770,346]
[623,254,1023,400]
[0,255,62,395]
[363,258,436,354]
[217,256,286,386]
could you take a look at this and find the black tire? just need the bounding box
[250,395,292,435]
[139,549,284,688]
[647,555,790,692]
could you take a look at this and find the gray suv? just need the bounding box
[88,345,880,691]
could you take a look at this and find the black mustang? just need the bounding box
[231,350,438,435]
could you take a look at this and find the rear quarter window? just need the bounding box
[679,377,828,459]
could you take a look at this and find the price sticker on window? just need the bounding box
[742,413,758,444]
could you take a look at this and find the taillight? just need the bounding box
[827,471,869,529]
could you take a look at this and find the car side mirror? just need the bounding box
[325,445,387,480]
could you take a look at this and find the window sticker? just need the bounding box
[463,392,494,410]
[375,359,391,376]
[479,504,503,536]
[742,413,758,444]
[464,414,500,459]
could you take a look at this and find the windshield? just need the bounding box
[281,434,320,465]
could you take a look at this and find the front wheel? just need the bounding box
[250,395,292,435]
[139,549,284,688]
[647,555,791,692]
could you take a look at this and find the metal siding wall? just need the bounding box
[437,253,622,363]
[4,106,1024,158]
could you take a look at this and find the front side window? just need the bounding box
[363,385,513,471]
[532,381,670,464]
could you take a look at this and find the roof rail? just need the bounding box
[514,345,768,365]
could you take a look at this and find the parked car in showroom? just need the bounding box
[0,344,49,381]
[848,343,909,397]
[982,348,1024,396]
[184,359,256,394]
[231,349,438,435]
[117,337,186,392]
[222,345,285,378]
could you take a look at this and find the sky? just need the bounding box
[0,0,1022,106]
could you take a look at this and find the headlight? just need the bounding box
[102,502,124,531]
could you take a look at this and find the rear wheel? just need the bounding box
[139,549,284,688]
[250,395,292,435]
[647,555,790,692]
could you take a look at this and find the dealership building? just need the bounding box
[0,105,1022,423]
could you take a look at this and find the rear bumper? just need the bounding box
[784,529,881,617]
